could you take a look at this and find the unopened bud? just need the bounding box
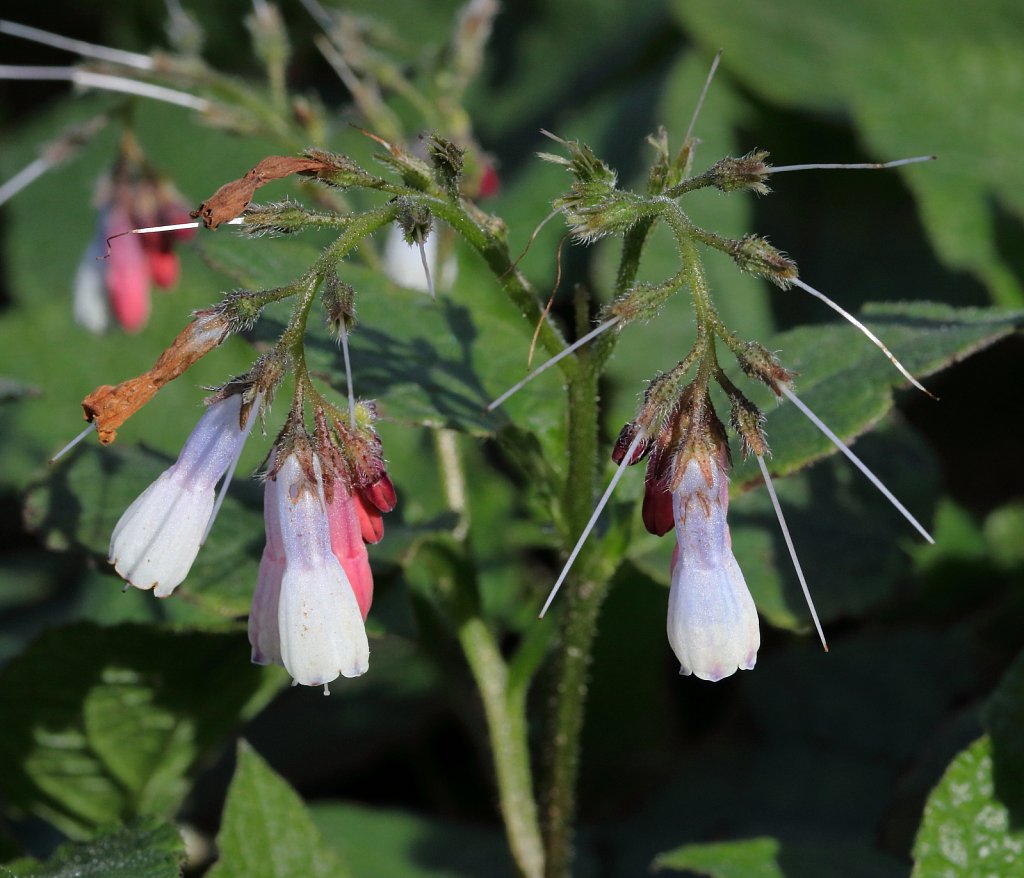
[611,422,649,465]
[727,235,797,288]
[396,201,433,245]
[322,269,356,333]
[706,150,771,195]
[304,148,388,191]
[555,187,654,243]
[241,199,336,236]
[607,275,681,323]
[729,394,768,458]
[538,133,617,187]
[735,342,794,396]
[427,134,465,197]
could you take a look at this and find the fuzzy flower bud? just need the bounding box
[726,235,798,288]
[735,341,795,396]
[705,150,771,194]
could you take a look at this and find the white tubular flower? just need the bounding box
[273,452,369,686]
[109,393,251,597]
[667,454,760,682]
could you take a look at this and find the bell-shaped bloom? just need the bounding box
[109,393,251,597]
[263,453,370,686]
[666,455,760,681]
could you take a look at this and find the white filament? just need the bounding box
[339,322,357,430]
[50,422,96,463]
[129,218,242,236]
[791,277,934,398]
[0,66,209,111]
[416,229,435,301]
[0,156,52,208]
[770,156,935,173]
[201,397,263,545]
[486,317,620,413]
[683,49,722,145]
[755,454,827,651]
[539,431,645,618]
[0,19,154,69]
[781,386,934,544]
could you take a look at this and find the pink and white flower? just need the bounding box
[664,453,760,681]
[109,392,255,596]
[74,144,195,334]
[250,451,370,686]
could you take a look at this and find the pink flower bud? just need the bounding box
[327,487,374,620]
[354,490,385,544]
[666,454,760,681]
[147,250,180,289]
[109,394,251,596]
[104,208,150,333]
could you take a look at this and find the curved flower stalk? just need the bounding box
[109,390,258,596]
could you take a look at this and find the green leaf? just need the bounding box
[673,0,1024,306]
[737,302,1023,484]
[0,623,283,837]
[653,836,904,877]
[912,737,1024,877]
[984,650,1024,823]
[206,742,347,878]
[0,818,184,878]
[22,442,264,622]
[654,837,784,877]
[310,800,516,878]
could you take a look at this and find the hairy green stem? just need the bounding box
[542,355,600,878]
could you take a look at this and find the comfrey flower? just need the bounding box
[663,449,758,681]
[637,393,759,681]
[250,448,369,687]
[74,133,194,333]
[109,390,259,596]
[249,406,395,689]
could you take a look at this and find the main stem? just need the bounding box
[542,339,601,878]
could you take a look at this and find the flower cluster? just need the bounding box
[74,134,194,334]
[613,382,761,681]
[108,373,395,689]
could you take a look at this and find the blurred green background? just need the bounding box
[1,1,1023,876]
